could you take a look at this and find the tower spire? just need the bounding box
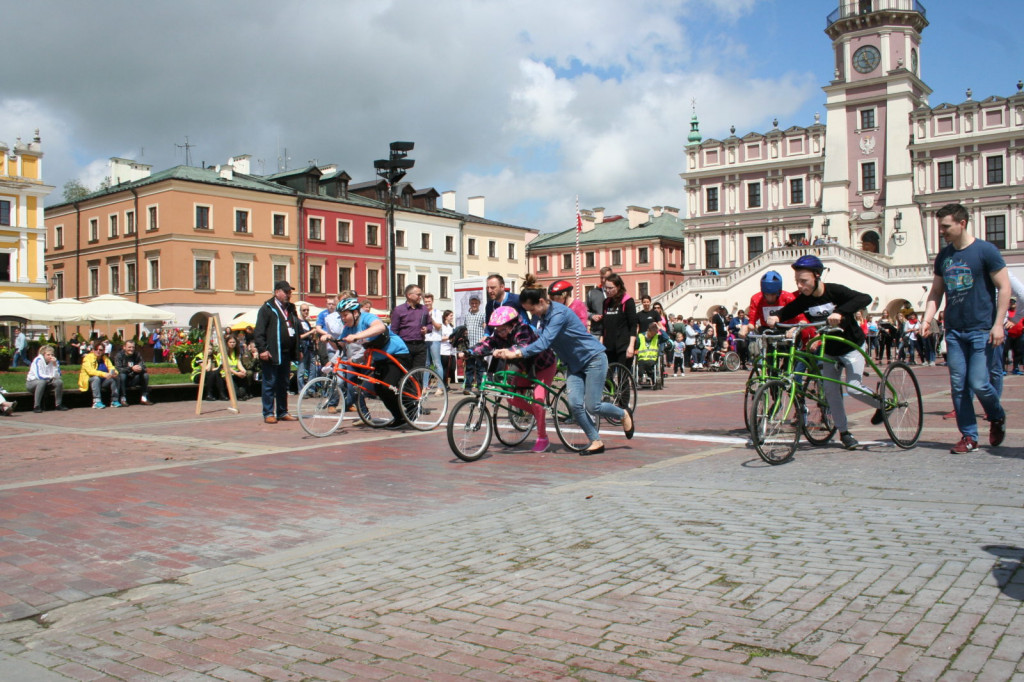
[687,99,702,146]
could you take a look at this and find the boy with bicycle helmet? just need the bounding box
[765,255,878,450]
[464,304,557,453]
[548,280,588,328]
[749,271,799,328]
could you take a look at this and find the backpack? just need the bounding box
[449,325,468,350]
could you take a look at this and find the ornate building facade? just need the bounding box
[0,130,54,300]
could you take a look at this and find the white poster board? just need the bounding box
[454,277,487,327]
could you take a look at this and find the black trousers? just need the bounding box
[403,340,427,370]
[374,352,411,421]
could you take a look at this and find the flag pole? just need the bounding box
[574,196,582,295]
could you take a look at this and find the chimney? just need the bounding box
[580,209,596,232]
[593,207,605,223]
[217,164,233,181]
[468,195,485,217]
[442,190,456,211]
[627,205,650,229]
[663,205,680,218]
[652,206,663,218]
[108,157,152,184]
[229,154,251,175]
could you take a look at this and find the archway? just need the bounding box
[884,299,913,319]
[188,311,213,329]
[861,230,880,253]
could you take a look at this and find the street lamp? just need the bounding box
[375,141,415,310]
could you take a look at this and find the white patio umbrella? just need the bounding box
[0,291,65,322]
[78,295,175,324]
[46,297,89,322]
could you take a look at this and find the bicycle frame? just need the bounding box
[326,349,424,401]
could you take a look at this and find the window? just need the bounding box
[195,205,210,229]
[790,178,804,204]
[195,259,212,290]
[417,274,427,291]
[338,266,352,292]
[638,247,649,264]
[612,249,622,266]
[747,236,764,259]
[367,269,380,296]
[397,273,406,293]
[706,187,719,212]
[938,161,954,189]
[54,225,64,248]
[125,210,136,236]
[147,205,158,231]
[308,264,322,293]
[488,240,497,258]
[235,210,249,234]
[337,220,351,243]
[89,218,98,242]
[421,233,431,250]
[395,229,406,247]
[308,217,323,240]
[985,215,1006,249]
[507,243,516,260]
[125,262,136,293]
[272,214,287,236]
[148,259,160,290]
[53,272,64,299]
[0,200,9,225]
[109,264,120,294]
[861,162,877,191]
[584,252,595,268]
[538,255,548,272]
[637,282,649,299]
[109,214,119,238]
[747,183,761,208]
[562,254,573,270]
[89,267,99,296]
[705,240,720,270]
[366,223,380,246]
[860,108,876,129]
[445,235,455,253]
[987,156,1004,185]
[235,262,251,291]
[273,264,288,284]
[467,238,477,256]
[440,276,449,299]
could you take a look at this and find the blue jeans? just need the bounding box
[426,341,444,381]
[260,356,292,418]
[463,354,483,389]
[945,329,1005,439]
[297,347,314,389]
[564,352,624,444]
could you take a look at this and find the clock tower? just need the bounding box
[819,0,930,259]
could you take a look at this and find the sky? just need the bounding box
[1,0,1021,233]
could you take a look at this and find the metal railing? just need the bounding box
[827,0,926,27]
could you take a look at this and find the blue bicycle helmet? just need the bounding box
[792,254,824,274]
[760,271,783,295]
[336,298,360,313]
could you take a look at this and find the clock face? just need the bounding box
[910,48,918,74]
[853,45,881,74]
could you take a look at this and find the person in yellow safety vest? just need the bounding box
[635,322,662,389]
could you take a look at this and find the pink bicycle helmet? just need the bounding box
[488,305,519,327]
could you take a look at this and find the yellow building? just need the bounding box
[0,130,54,300]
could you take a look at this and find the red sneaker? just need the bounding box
[942,410,957,420]
[950,435,977,454]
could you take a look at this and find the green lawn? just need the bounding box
[0,363,191,393]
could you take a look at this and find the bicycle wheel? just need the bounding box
[743,363,762,432]
[356,383,395,428]
[751,379,800,465]
[446,398,492,462]
[724,351,741,372]
[800,377,836,446]
[550,364,567,394]
[880,361,922,448]
[297,376,344,438]
[493,391,536,447]
[604,362,637,427]
[400,367,447,431]
[551,387,591,452]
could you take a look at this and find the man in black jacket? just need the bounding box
[114,339,152,405]
[254,280,300,424]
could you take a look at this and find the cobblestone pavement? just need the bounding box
[0,365,1022,680]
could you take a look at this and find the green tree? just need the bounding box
[62,179,90,202]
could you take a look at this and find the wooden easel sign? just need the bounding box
[195,315,239,415]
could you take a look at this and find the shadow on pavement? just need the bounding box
[983,544,1024,601]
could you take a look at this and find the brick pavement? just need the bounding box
[0,365,1022,680]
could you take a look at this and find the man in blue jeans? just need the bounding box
[923,203,1010,453]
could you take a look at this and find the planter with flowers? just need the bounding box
[170,328,206,374]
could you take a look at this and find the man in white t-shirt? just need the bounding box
[423,293,444,382]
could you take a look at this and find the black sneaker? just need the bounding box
[840,431,859,450]
[385,420,407,430]
[990,419,1006,447]
[870,407,893,425]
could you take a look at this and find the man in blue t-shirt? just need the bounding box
[923,203,1011,453]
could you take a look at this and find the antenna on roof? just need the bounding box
[278,147,291,171]
[257,158,266,175]
[175,136,195,167]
